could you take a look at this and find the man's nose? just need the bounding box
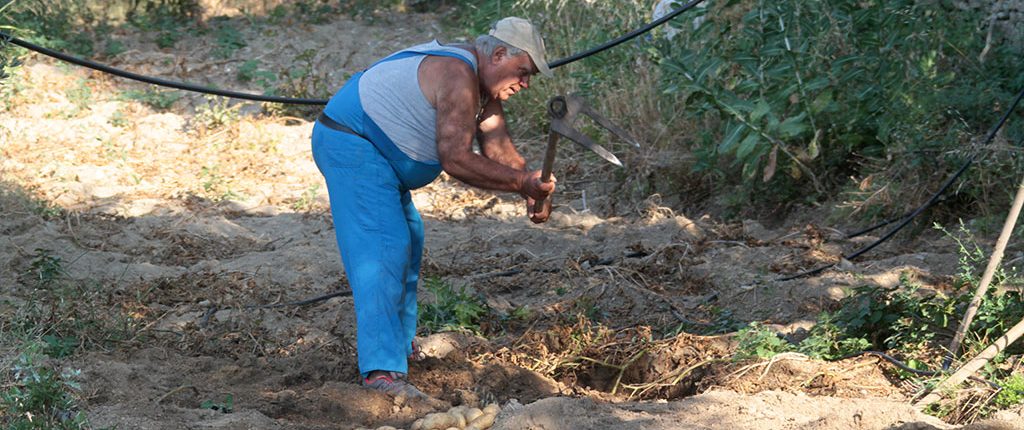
[520,75,530,89]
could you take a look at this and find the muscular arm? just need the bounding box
[476,97,526,170]
[428,58,548,201]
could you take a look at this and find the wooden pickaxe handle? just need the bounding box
[533,130,560,214]
[532,97,568,215]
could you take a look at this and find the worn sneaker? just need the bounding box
[362,371,428,399]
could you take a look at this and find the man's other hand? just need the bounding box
[526,195,552,223]
[521,170,554,223]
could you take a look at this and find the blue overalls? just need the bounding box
[311,45,476,377]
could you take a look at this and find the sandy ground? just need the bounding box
[2,9,1023,430]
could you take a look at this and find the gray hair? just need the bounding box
[474,35,526,58]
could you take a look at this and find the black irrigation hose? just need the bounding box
[246,290,352,309]
[548,0,708,69]
[779,86,1024,282]
[836,351,1001,390]
[0,0,706,104]
[845,196,953,239]
[0,31,330,105]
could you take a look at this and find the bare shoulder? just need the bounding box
[419,55,477,107]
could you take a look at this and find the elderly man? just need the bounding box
[311,17,555,398]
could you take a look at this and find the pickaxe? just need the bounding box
[534,94,640,213]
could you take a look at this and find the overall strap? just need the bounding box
[370,48,476,72]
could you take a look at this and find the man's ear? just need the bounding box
[491,46,507,64]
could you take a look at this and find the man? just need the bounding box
[310,17,555,398]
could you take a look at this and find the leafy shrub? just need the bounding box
[658,0,1024,218]
[4,1,96,56]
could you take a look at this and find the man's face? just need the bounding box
[481,47,538,101]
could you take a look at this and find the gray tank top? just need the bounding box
[359,41,478,163]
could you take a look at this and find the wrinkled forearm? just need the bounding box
[478,133,526,170]
[441,150,528,195]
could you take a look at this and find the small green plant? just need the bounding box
[419,277,489,334]
[237,60,277,93]
[154,31,179,48]
[108,109,129,128]
[102,38,126,58]
[211,20,246,59]
[0,58,26,111]
[0,348,89,429]
[264,48,328,118]
[26,248,66,287]
[935,221,1010,290]
[198,165,239,202]
[119,88,182,110]
[290,184,320,212]
[128,2,194,49]
[200,394,234,413]
[994,374,1024,409]
[508,305,532,321]
[796,312,871,360]
[6,2,95,57]
[64,78,92,116]
[99,137,128,161]
[733,322,792,360]
[42,335,79,359]
[195,95,241,129]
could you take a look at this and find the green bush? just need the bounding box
[658,0,1024,218]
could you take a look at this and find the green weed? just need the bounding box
[127,1,195,48]
[101,37,126,58]
[200,394,234,413]
[198,164,240,202]
[419,277,489,335]
[119,88,182,110]
[108,109,128,127]
[994,374,1024,409]
[237,60,277,93]
[195,95,241,129]
[733,322,792,360]
[290,184,320,212]
[6,247,141,354]
[263,48,328,118]
[64,78,92,116]
[0,347,89,429]
[41,335,80,359]
[25,248,66,288]
[0,58,26,111]
[211,19,246,59]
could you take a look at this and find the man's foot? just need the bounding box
[362,371,428,399]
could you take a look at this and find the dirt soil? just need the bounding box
[2,9,1023,430]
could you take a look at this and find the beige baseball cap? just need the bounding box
[489,17,553,77]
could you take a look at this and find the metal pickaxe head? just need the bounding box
[533,94,639,214]
[546,94,640,168]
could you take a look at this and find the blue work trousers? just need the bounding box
[311,122,421,376]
